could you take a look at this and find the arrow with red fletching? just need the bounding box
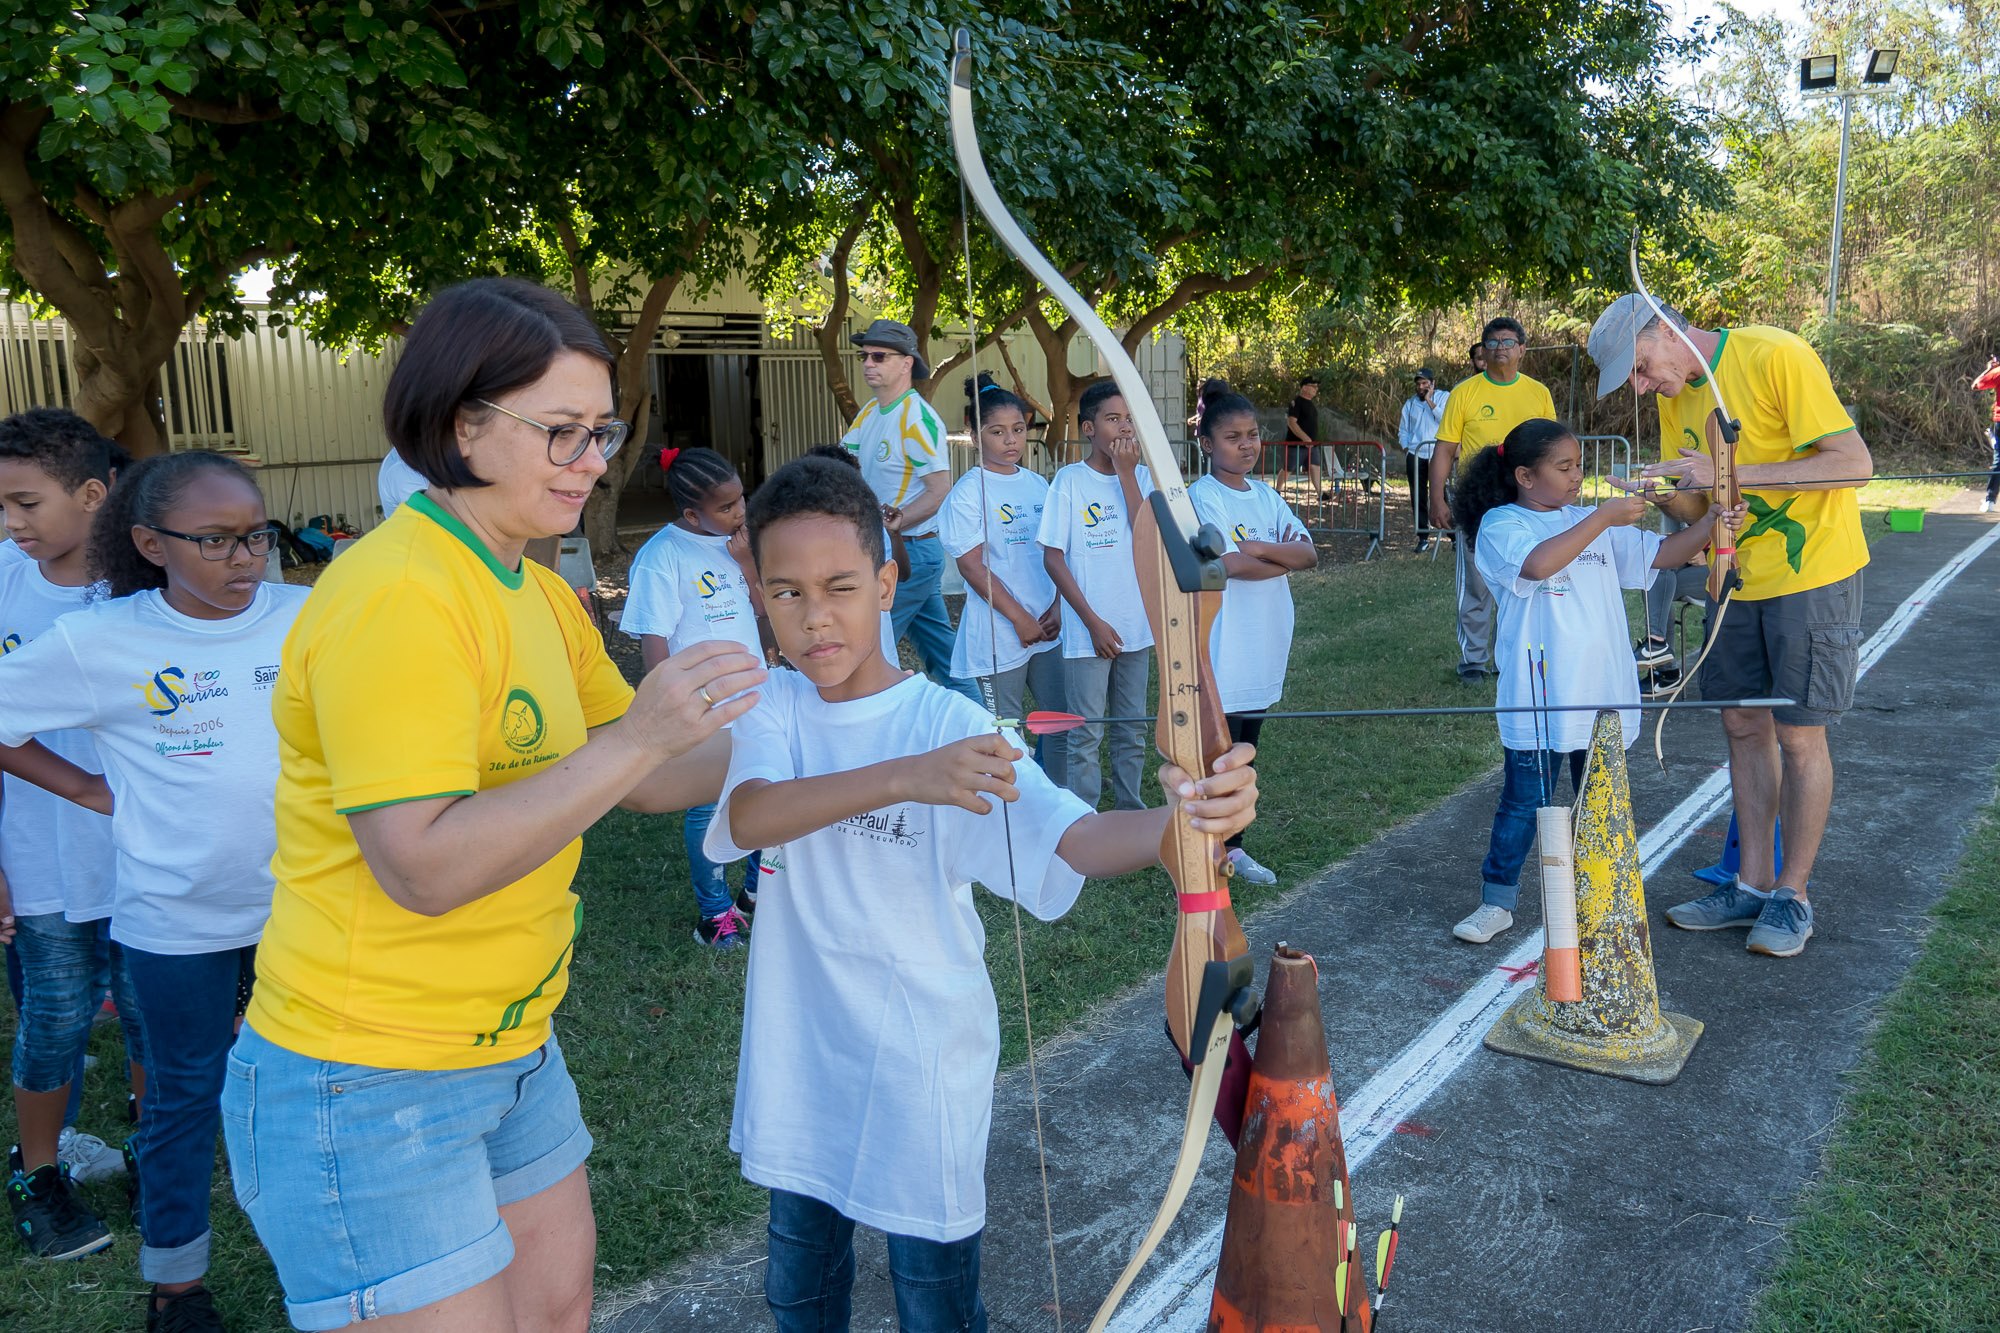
[1373,1194,1404,1326]
[1002,697,1794,736]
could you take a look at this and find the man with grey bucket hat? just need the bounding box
[1587,291,1873,960]
[840,319,980,701]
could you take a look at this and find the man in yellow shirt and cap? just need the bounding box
[1589,294,1873,960]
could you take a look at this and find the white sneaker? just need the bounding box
[1227,848,1278,886]
[56,1127,125,1183]
[1983,498,1996,514]
[1452,903,1514,943]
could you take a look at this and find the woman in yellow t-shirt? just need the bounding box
[220,278,766,1332]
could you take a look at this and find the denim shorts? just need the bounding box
[221,1024,592,1331]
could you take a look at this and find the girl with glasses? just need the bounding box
[0,450,309,1329]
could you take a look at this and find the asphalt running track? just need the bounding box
[601,505,2000,1332]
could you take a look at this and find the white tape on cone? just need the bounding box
[1537,804,1581,1001]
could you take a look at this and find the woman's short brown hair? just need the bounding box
[383,277,615,490]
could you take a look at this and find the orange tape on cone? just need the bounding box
[1208,947,1371,1333]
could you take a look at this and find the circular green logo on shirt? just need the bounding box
[502,687,546,753]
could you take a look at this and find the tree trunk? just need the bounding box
[811,209,870,423]
[582,268,690,557]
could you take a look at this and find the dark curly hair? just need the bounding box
[0,408,128,492]
[746,455,885,571]
[1450,418,1577,548]
[1195,391,1257,441]
[661,446,739,517]
[964,371,1027,427]
[89,451,261,596]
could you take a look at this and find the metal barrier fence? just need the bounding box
[1173,439,1386,559]
[1578,433,1634,500]
[1405,439,1451,559]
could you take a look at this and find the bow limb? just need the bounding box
[1630,232,1743,764]
[950,30,1257,1330]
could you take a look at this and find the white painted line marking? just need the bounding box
[1106,520,2000,1331]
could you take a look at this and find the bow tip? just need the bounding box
[952,27,973,76]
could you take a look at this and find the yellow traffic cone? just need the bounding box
[1484,710,1704,1084]
[1208,945,1371,1333]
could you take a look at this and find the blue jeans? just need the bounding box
[765,1188,987,1333]
[1987,422,2000,504]
[122,943,256,1283]
[893,538,980,703]
[1480,748,1587,911]
[681,801,760,920]
[9,915,146,1121]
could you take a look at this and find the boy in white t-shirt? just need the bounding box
[1038,381,1155,809]
[706,455,1258,1326]
[0,409,141,1261]
[1188,391,1319,888]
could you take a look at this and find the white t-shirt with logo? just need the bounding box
[378,449,427,521]
[707,670,1090,1242]
[622,524,761,657]
[0,562,114,921]
[0,583,309,953]
[941,467,1057,680]
[1037,462,1155,659]
[1190,475,1307,714]
[841,391,951,537]
[1474,504,1661,752]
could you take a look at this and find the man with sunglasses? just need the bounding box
[1430,317,1557,681]
[838,318,979,701]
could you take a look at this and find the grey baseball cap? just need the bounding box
[853,318,930,380]
[1586,292,1683,399]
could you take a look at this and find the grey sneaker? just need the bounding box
[57,1129,125,1184]
[1664,880,1767,931]
[1746,887,1814,957]
[1228,849,1278,886]
[1452,903,1514,943]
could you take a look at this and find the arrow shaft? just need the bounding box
[1034,697,1792,728]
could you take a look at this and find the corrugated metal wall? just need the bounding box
[1,301,399,531]
[2,297,1186,530]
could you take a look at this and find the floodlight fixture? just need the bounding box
[1863,48,1899,84]
[1799,54,1838,91]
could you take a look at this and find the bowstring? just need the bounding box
[959,174,1065,1327]
[1629,241,1736,764]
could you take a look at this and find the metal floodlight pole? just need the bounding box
[1828,91,1854,321]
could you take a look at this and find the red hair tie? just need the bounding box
[659,446,681,471]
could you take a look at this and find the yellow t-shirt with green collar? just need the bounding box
[1657,325,1864,601]
[1437,371,1558,467]
[248,493,635,1069]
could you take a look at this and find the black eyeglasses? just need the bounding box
[146,525,281,561]
[474,399,629,466]
[859,350,906,364]
[1482,337,1522,351]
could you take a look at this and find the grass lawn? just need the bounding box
[0,478,1976,1330]
[1747,791,2000,1332]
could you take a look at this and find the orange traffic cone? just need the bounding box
[1207,945,1371,1333]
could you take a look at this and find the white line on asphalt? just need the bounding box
[1106,519,2000,1332]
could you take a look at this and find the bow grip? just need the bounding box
[1191,954,1260,1068]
